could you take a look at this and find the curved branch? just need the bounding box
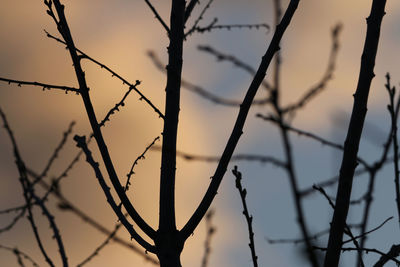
[180,0,300,241]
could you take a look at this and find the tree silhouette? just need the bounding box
[1,0,400,266]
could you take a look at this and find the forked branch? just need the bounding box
[180,0,300,241]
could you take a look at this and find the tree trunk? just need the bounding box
[155,230,184,267]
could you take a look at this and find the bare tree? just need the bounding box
[1,0,400,267]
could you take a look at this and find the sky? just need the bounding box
[1,0,400,266]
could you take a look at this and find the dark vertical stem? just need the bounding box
[156,0,185,266]
[159,0,184,233]
[324,1,387,266]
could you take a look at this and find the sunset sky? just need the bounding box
[1,1,400,266]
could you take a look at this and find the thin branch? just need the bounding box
[0,245,40,267]
[232,166,258,267]
[266,223,363,245]
[185,0,215,37]
[98,81,140,128]
[342,216,393,245]
[256,114,370,168]
[276,119,319,266]
[0,77,79,94]
[181,0,300,242]
[192,22,270,35]
[125,136,160,192]
[27,169,159,265]
[150,146,286,167]
[73,135,156,253]
[184,0,200,23]
[0,107,56,267]
[13,247,25,267]
[373,244,400,267]
[357,75,397,266]
[313,185,365,267]
[201,209,216,267]
[38,79,141,203]
[49,0,156,239]
[266,228,331,245]
[197,45,272,91]
[31,193,68,267]
[281,23,342,114]
[314,246,400,266]
[0,208,26,234]
[143,0,170,33]
[45,31,164,119]
[385,73,400,228]
[76,221,122,267]
[181,76,271,106]
[147,50,272,107]
[39,121,75,180]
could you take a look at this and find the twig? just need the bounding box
[147,50,271,107]
[281,24,342,114]
[232,166,258,267]
[201,209,216,267]
[27,169,159,265]
[342,216,393,245]
[197,45,272,91]
[39,121,75,180]
[192,23,270,35]
[300,151,400,197]
[270,116,319,265]
[314,246,400,265]
[357,74,397,266]
[0,244,40,267]
[184,0,200,23]
[0,208,26,234]
[313,185,365,267]
[39,78,141,203]
[3,102,68,267]
[31,193,68,267]
[0,77,79,94]
[150,146,286,167]
[256,114,370,168]
[266,228,330,245]
[125,136,160,192]
[143,0,170,33]
[98,82,140,128]
[76,221,123,267]
[373,244,400,267]
[185,0,215,37]
[44,31,164,119]
[73,135,156,253]
[0,107,56,267]
[181,0,301,243]
[385,73,400,228]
